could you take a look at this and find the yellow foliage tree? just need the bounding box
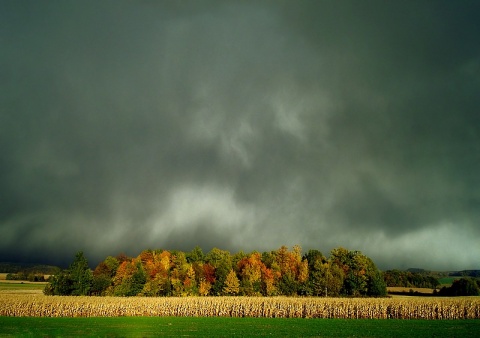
[223,269,240,295]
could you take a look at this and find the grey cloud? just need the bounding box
[1,0,479,270]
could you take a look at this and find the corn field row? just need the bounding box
[1,295,479,319]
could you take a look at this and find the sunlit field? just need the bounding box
[1,282,479,337]
[1,293,479,319]
[0,278,46,296]
[387,286,435,295]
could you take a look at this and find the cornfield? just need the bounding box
[1,295,479,319]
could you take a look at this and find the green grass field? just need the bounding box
[0,317,479,337]
[0,282,45,294]
[438,277,461,286]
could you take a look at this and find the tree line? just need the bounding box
[438,278,480,296]
[383,270,440,289]
[449,270,480,278]
[0,262,59,275]
[44,246,387,297]
[3,263,59,282]
[6,272,47,282]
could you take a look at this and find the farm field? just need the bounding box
[0,281,45,295]
[1,316,480,337]
[387,286,435,294]
[1,294,480,319]
[438,277,462,286]
[2,260,476,336]
[1,281,479,337]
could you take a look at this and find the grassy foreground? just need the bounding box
[0,317,479,337]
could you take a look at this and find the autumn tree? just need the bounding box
[260,264,277,296]
[274,245,309,296]
[45,245,385,298]
[237,252,264,295]
[223,269,240,295]
[197,262,216,296]
[92,256,119,294]
[260,251,279,296]
[183,264,197,295]
[198,277,212,296]
[138,249,155,266]
[141,250,172,296]
[111,258,146,296]
[92,256,118,296]
[138,249,162,285]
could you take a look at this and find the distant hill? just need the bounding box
[405,268,479,276]
[406,268,427,274]
[449,270,480,278]
[395,268,480,281]
[0,262,60,275]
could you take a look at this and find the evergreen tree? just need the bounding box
[69,251,93,296]
[44,251,93,296]
[367,269,387,297]
[440,278,480,296]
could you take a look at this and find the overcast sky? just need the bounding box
[1,0,479,270]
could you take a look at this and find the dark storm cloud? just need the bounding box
[1,0,479,270]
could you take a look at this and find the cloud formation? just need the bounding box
[1,0,479,269]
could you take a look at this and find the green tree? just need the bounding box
[104,256,120,275]
[440,278,480,296]
[206,248,232,295]
[330,247,362,296]
[187,246,205,263]
[183,264,197,295]
[326,263,344,297]
[304,250,325,296]
[44,270,73,295]
[129,262,147,296]
[367,269,387,297]
[170,251,189,296]
[329,248,385,297]
[68,251,93,296]
[44,251,93,296]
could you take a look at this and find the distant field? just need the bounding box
[0,281,46,295]
[1,317,480,337]
[438,277,461,286]
[387,287,435,294]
